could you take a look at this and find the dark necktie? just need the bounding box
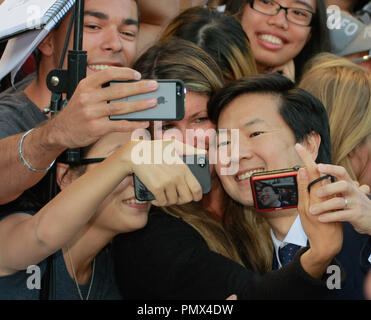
[278,244,301,266]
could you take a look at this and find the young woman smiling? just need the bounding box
[225,0,330,81]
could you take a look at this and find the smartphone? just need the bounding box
[106,79,185,120]
[133,155,212,201]
[250,167,300,213]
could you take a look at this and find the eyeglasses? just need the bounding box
[249,0,315,26]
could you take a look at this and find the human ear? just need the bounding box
[347,143,364,168]
[301,131,321,161]
[348,141,365,159]
[56,162,77,191]
[305,32,312,44]
[37,31,56,57]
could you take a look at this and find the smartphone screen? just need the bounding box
[108,80,185,120]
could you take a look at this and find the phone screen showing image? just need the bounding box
[251,169,299,213]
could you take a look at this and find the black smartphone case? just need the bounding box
[133,155,211,201]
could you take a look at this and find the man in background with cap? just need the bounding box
[326,0,369,15]
[327,1,371,70]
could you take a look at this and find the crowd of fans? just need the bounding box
[0,0,370,300]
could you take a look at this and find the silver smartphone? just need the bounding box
[106,79,185,121]
[133,155,212,201]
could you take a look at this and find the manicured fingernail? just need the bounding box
[147,80,158,89]
[146,98,158,106]
[134,71,141,80]
[317,164,327,172]
[309,205,318,214]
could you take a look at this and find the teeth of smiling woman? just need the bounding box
[88,65,110,71]
[124,199,148,204]
[258,34,283,45]
[238,169,265,181]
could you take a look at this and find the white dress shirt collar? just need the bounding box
[270,214,371,266]
[270,214,308,269]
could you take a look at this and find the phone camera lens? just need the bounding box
[198,157,206,168]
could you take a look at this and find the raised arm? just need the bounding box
[0,139,202,275]
[0,67,158,204]
[136,0,180,55]
[295,143,343,278]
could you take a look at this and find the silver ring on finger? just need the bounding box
[344,197,349,209]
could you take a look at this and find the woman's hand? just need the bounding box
[308,163,371,236]
[121,139,205,207]
[295,144,343,278]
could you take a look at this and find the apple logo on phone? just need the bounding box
[157,96,167,104]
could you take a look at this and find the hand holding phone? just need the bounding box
[106,80,185,121]
[134,155,211,201]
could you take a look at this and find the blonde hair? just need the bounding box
[133,38,224,95]
[163,203,245,266]
[164,198,273,274]
[223,199,273,273]
[300,53,371,180]
[135,38,272,273]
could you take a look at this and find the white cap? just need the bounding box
[329,11,371,56]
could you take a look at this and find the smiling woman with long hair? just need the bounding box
[225,0,330,81]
